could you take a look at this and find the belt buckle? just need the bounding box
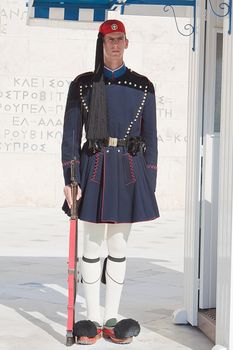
[108,137,118,147]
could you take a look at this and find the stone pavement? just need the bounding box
[0,208,213,350]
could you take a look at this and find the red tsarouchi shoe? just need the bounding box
[73,320,102,345]
[103,318,140,344]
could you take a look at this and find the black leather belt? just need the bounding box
[88,136,146,156]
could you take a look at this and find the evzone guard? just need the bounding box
[62,19,159,345]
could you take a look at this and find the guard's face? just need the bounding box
[103,32,128,62]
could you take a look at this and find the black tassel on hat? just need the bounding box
[86,32,109,140]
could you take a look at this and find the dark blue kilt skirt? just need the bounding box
[76,142,159,223]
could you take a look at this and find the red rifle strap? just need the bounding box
[67,218,77,331]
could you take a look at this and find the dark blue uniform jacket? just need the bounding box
[62,64,159,223]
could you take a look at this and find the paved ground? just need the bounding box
[0,208,214,350]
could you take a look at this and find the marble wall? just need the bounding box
[0,0,189,209]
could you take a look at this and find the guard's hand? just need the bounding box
[63,185,82,209]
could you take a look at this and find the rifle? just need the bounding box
[66,156,79,346]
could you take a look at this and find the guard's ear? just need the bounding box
[125,38,129,49]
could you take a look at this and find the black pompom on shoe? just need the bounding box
[73,320,102,345]
[73,320,97,338]
[114,319,141,338]
[103,318,140,344]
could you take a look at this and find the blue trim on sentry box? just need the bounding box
[34,7,105,21]
[64,7,79,20]
[32,0,113,8]
[94,8,106,21]
[35,6,49,18]
[32,0,195,7]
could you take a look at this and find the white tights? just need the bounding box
[81,222,132,325]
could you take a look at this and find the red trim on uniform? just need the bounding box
[90,179,100,184]
[122,153,136,185]
[128,153,136,183]
[90,152,100,183]
[146,164,157,170]
[79,215,160,224]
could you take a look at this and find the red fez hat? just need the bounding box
[86,20,126,140]
[99,19,126,36]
